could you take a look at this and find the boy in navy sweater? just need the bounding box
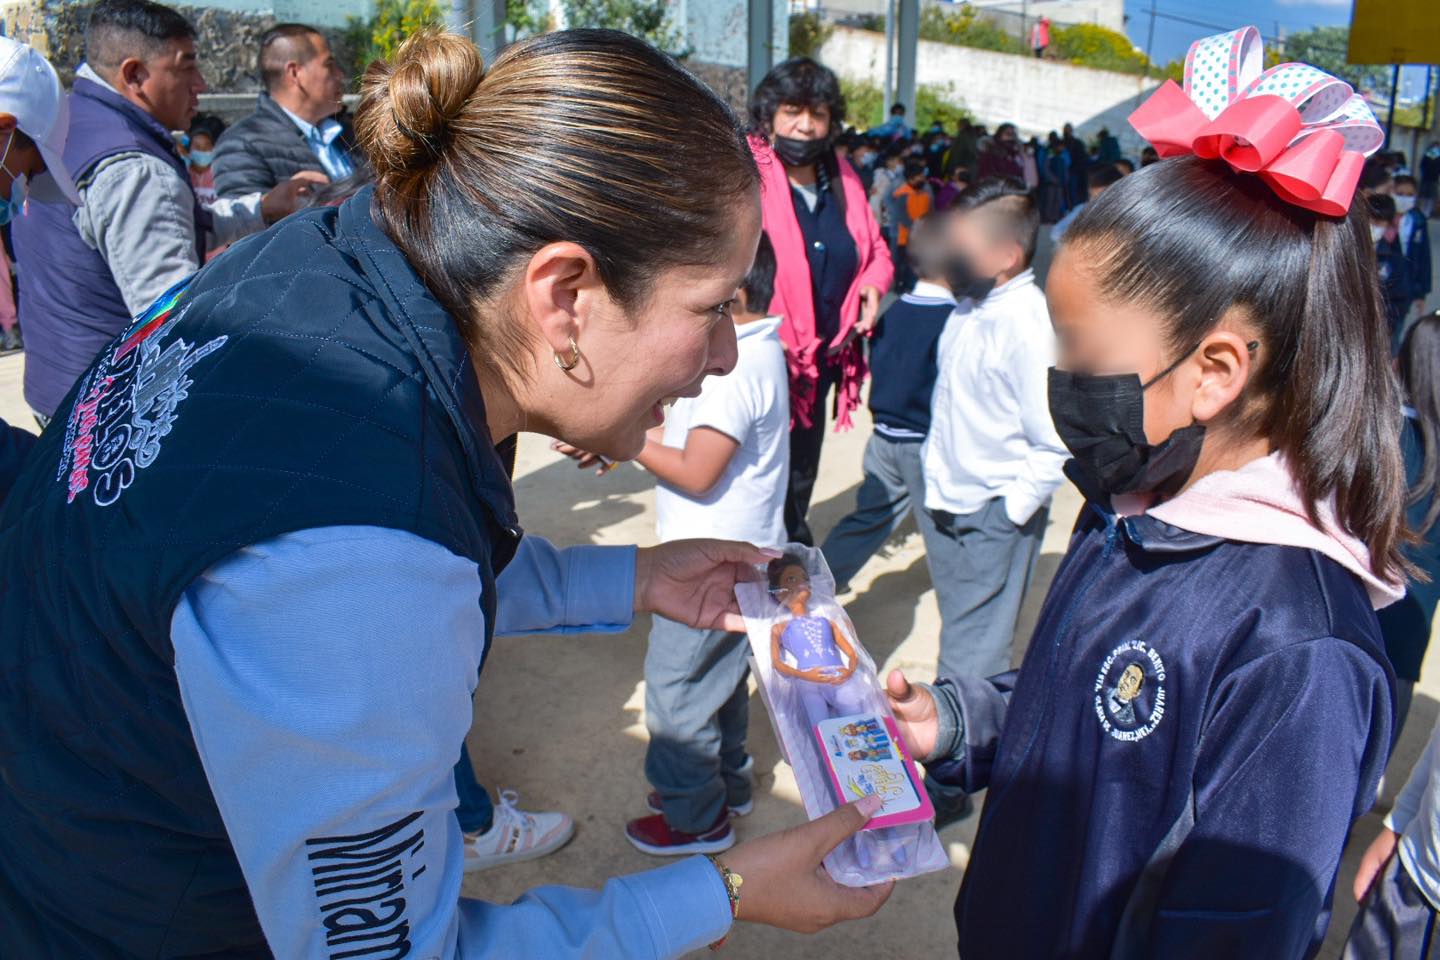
[822,213,955,590]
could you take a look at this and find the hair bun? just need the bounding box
[357,30,484,178]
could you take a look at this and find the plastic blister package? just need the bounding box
[736,545,949,887]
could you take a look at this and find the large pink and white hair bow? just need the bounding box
[1128,26,1383,216]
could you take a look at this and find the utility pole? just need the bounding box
[883,0,896,116]
[1143,0,1157,78]
[1422,65,1435,131]
[1385,62,1400,148]
[747,0,775,96]
[449,0,507,63]
[896,0,918,121]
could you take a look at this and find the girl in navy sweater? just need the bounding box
[886,28,1408,958]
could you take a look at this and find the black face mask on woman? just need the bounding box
[944,254,997,303]
[772,134,829,168]
[1046,351,1207,500]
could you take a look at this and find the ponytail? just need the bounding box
[1279,210,1407,580]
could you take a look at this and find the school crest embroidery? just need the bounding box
[1093,639,1167,742]
[57,280,226,508]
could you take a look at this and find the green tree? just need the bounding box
[506,0,553,37]
[841,77,885,129]
[839,78,968,132]
[916,84,971,130]
[1161,59,1184,83]
[560,0,687,55]
[1279,26,1389,96]
[918,3,1025,55]
[789,11,834,59]
[1049,23,1148,75]
[343,0,444,72]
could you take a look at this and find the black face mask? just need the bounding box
[773,134,829,168]
[1047,354,1206,501]
[943,254,997,303]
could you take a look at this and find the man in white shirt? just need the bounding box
[922,180,1068,684]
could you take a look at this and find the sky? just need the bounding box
[1120,0,1432,99]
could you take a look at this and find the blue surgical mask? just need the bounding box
[189,149,214,169]
[0,131,28,227]
[0,173,26,227]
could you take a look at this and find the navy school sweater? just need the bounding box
[930,486,1394,959]
[866,282,956,441]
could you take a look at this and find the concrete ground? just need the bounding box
[3,237,1438,958]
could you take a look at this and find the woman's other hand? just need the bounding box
[718,794,894,933]
[854,284,882,335]
[634,539,777,632]
[1353,827,1398,903]
[886,669,939,761]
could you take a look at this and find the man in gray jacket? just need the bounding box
[212,23,351,198]
[12,0,319,422]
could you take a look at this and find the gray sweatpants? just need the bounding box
[1345,854,1440,959]
[643,615,753,833]
[928,496,1047,681]
[820,433,938,592]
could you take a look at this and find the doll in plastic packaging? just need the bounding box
[738,548,948,885]
[769,554,872,725]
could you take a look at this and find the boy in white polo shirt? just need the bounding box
[624,235,790,855]
[923,179,1067,684]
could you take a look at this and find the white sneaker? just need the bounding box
[463,790,575,873]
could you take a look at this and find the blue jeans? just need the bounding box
[454,743,493,834]
[820,432,937,591]
[644,615,752,833]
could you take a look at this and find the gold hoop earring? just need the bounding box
[553,336,581,373]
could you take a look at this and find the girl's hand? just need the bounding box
[1353,827,1398,903]
[635,539,778,632]
[718,794,894,933]
[886,669,939,761]
[550,440,609,475]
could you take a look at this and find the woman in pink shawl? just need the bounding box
[747,58,893,545]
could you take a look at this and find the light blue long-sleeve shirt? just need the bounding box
[1388,716,1440,910]
[170,526,732,958]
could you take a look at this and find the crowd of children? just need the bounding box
[7,8,1440,954]
[549,26,1440,957]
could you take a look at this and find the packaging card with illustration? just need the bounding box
[736,545,948,886]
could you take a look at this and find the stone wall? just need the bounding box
[821,25,1157,152]
[11,2,362,93]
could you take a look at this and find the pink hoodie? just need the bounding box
[1115,452,1404,609]
[749,135,894,430]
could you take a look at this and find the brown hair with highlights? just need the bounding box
[355,29,759,386]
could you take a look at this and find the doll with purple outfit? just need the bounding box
[768,554,872,725]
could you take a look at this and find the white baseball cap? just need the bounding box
[0,36,78,204]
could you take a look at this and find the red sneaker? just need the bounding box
[625,809,735,856]
[645,790,754,819]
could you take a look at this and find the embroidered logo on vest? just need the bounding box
[1093,639,1168,742]
[57,280,226,507]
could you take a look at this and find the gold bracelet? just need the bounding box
[706,855,743,951]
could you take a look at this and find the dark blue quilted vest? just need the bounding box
[14,77,212,418]
[0,188,521,957]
